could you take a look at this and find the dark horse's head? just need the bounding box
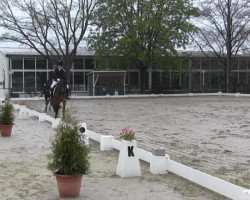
[51,79,67,119]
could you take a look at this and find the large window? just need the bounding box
[10,55,96,94]
[85,58,94,69]
[171,72,181,89]
[37,59,47,69]
[239,72,246,84]
[192,59,200,69]
[162,71,171,89]
[12,59,23,69]
[48,60,53,70]
[73,72,84,91]
[203,72,209,90]
[192,72,201,91]
[12,72,23,92]
[152,72,161,85]
[230,72,238,85]
[201,59,210,70]
[211,60,219,70]
[128,72,139,91]
[219,72,226,91]
[238,60,247,70]
[181,72,189,89]
[24,72,35,92]
[247,72,250,84]
[74,58,84,69]
[85,73,89,91]
[24,58,35,69]
[210,72,219,90]
[36,72,47,91]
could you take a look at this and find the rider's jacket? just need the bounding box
[50,67,66,81]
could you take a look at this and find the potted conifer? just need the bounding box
[0,96,14,137]
[47,114,90,198]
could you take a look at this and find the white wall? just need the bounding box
[0,51,9,98]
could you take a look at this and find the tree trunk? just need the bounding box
[226,55,231,93]
[226,0,232,93]
[188,57,192,92]
[63,57,72,85]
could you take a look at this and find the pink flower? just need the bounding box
[121,127,128,132]
[120,127,136,141]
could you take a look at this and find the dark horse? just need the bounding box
[50,79,67,119]
[42,81,51,112]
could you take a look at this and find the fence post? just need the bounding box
[38,113,46,122]
[19,106,29,119]
[150,149,168,174]
[100,135,114,151]
[242,189,250,200]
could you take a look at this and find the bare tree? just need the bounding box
[0,0,97,82]
[193,0,250,92]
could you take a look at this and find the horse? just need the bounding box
[42,81,51,112]
[50,79,67,119]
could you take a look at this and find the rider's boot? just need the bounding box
[50,89,54,98]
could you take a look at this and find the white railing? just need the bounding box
[9,91,250,101]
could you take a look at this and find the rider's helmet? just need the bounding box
[57,60,63,66]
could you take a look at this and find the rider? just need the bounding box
[50,60,70,98]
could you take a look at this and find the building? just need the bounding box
[1,47,250,98]
[0,47,95,97]
[0,47,143,97]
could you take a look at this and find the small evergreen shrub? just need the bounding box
[0,97,14,125]
[47,115,90,175]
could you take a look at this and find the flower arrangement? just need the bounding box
[120,127,135,141]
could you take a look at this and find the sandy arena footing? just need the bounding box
[4,95,250,199]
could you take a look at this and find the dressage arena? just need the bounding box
[52,95,250,187]
[1,94,250,199]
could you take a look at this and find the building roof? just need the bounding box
[0,47,95,57]
[0,47,249,58]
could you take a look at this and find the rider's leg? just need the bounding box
[66,84,70,99]
[50,80,58,97]
[51,80,58,89]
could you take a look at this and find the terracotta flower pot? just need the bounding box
[0,124,13,137]
[55,174,83,198]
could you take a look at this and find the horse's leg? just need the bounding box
[50,98,57,118]
[50,99,52,111]
[44,97,48,112]
[54,105,59,118]
[55,110,58,118]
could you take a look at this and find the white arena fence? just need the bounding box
[3,92,250,200]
